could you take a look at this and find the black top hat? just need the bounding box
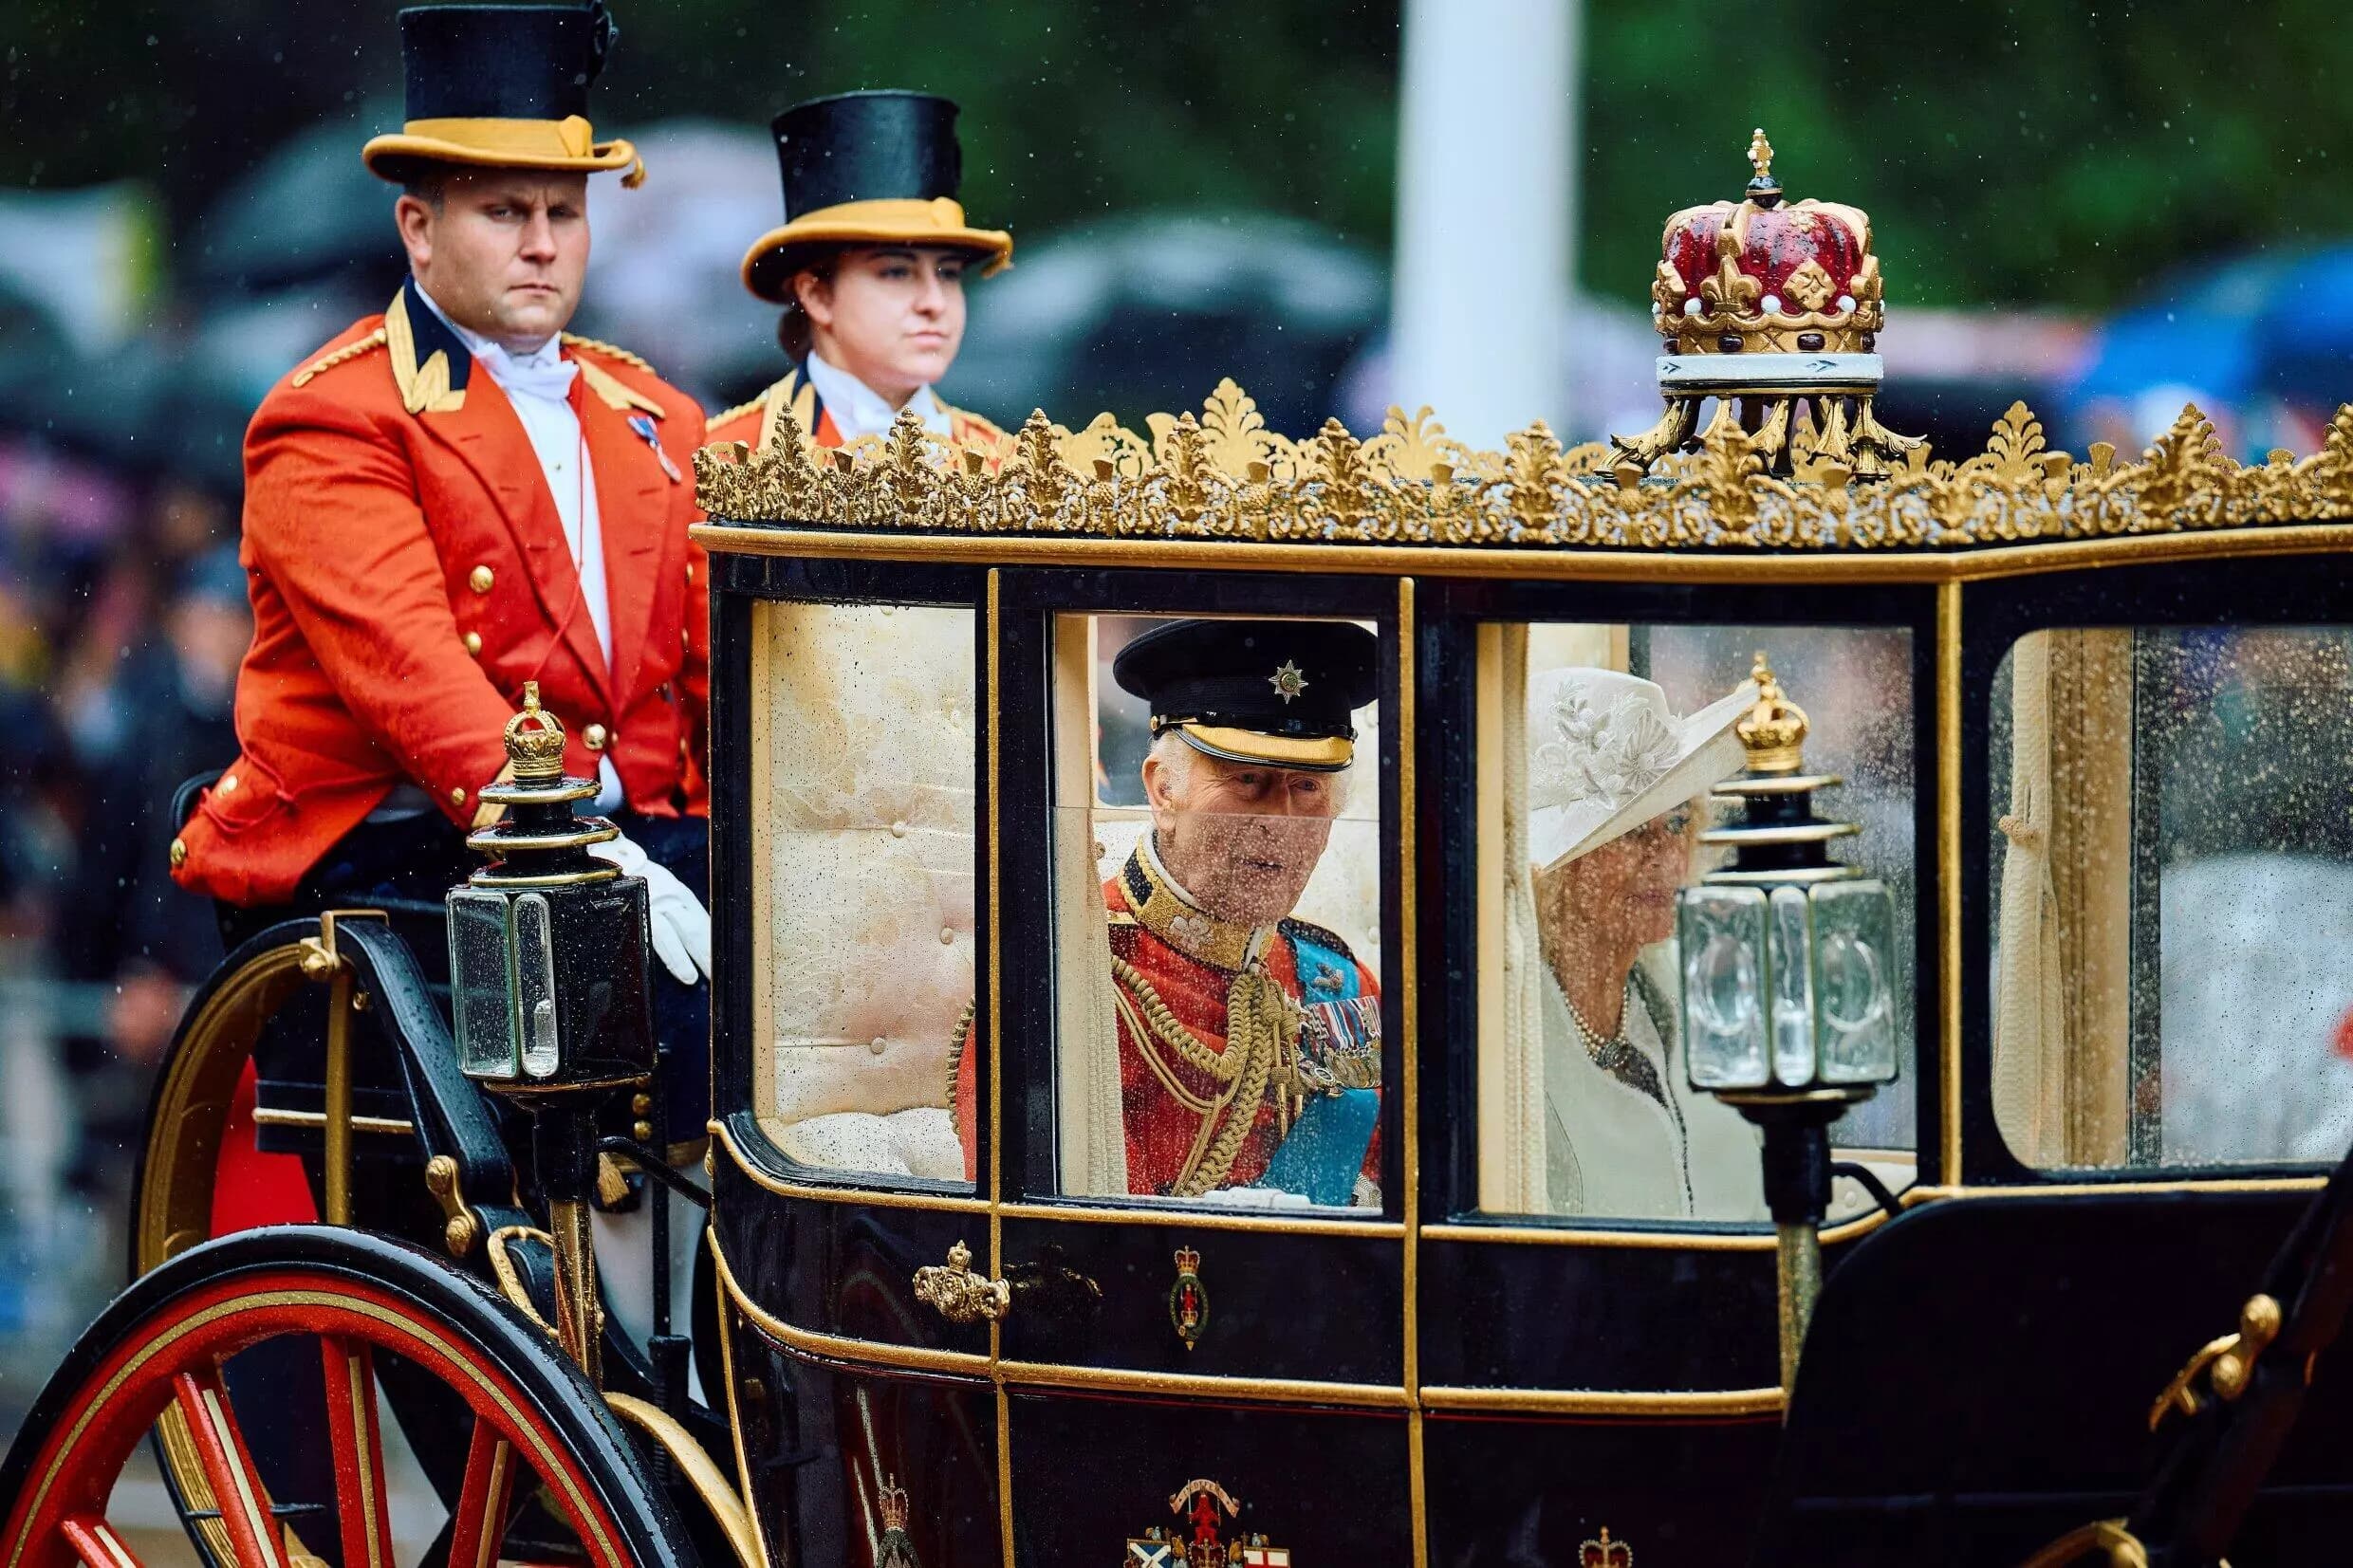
[740,90,1011,303]
[1113,618,1380,773]
[361,3,643,185]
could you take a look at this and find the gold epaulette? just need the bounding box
[560,333,657,375]
[290,327,389,388]
[710,391,767,431]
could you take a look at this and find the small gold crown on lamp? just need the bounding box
[1735,653,1809,774]
[879,1474,910,1532]
[502,681,570,784]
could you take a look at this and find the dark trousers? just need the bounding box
[224,808,712,1148]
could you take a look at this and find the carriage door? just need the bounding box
[987,569,1411,1563]
[1410,584,1936,1567]
[706,558,1006,1568]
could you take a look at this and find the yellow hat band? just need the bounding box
[740,196,1014,298]
[1176,724,1354,772]
[362,115,644,185]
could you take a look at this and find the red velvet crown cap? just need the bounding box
[1650,129,1883,356]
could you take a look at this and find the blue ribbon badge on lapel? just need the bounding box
[628,413,682,484]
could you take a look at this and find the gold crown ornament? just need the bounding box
[1733,653,1809,774]
[1613,130,1922,480]
[879,1475,910,1533]
[502,682,571,784]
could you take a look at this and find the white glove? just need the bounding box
[588,831,712,985]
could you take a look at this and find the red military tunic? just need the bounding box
[1104,842,1382,1202]
[172,284,710,905]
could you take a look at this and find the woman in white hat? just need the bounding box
[1526,667,1769,1221]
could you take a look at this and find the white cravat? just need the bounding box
[803,349,952,443]
[416,284,622,812]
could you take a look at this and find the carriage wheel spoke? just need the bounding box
[58,1515,147,1568]
[319,1336,396,1568]
[171,1371,288,1568]
[442,1415,520,1568]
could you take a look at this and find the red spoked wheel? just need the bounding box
[2,1227,690,1568]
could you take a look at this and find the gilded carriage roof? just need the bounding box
[691,379,2353,553]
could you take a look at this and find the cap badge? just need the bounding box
[1269,660,1308,704]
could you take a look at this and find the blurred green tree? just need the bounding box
[3,0,2349,312]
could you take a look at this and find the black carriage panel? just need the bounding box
[993,1213,1402,1385]
[1003,1390,1410,1565]
[1955,551,2353,1189]
[1422,1412,1779,1568]
[710,1145,991,1360]
[1758,1186,2353,1567]
[1417,1233,1779,1392]
[990,564,1409,1390]
[720,1301,1003,1568]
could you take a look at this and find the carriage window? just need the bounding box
[1991,627,2353,1171]
[1473,623,1918,1223]
[749,600,976,1188]
[1047,613,1385,1209]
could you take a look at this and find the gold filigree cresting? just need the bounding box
[693,381,2353,552]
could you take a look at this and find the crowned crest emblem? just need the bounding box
[1125,1479,1291,1566]
[875,1473,921,1568]
[1581,1525,1633,1568]
[1269,659,1308,704]
[1169,1245,1208,1351]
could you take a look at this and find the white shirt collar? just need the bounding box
[412,281,574,399]
[802,349,950,442]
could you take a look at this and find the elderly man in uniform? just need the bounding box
[170,2,713,1278]
[708,90,1010,453]
[1102,619,1384,1206]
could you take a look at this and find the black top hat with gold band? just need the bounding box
[361,2,643,187]
[1113,619,1379,774]
[740,91,1013,304]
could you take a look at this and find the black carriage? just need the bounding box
[13,138,2353,1568]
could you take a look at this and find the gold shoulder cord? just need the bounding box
[559,332,658,375]
[290,327,389,388]
[1109,954,1301,1197]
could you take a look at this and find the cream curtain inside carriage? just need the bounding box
[751,601,978,1180]
[1992,629,2135,1168]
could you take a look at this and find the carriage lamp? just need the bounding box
[448,682,658,1380]
[1677,655,1899,1393]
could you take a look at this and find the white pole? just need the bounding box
[1391,0,1579,449]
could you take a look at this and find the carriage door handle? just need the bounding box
[914,1240,1012,1323]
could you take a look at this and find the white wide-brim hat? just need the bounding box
[1527,667,1758,874]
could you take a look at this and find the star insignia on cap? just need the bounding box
[1269,660,1309,704]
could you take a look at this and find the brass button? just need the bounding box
[169,838,187,870]
[632,1119,655,1142]
[450,785,467,806]
[469,564,494,594]
[631,1092,652,1115]
[584,723,609,751]
[219,772,239,793]
[463,631,483,655]
[868,1036,887,1056]
[939,926,954,946]
[684,562,694,583]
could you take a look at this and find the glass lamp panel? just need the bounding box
[447,887,519,1081]
[1679,885,1770,1090]
[1769,885,1818,1087]
[511,892,562,1079]
[1812,877,1899,1083]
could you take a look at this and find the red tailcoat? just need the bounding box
[173,286,710,905]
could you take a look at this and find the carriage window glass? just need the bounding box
[1046,612,1385,1210]
[749,600,976,1189]
[1473,623,1918,1224]
[1990,627,2353,1171]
